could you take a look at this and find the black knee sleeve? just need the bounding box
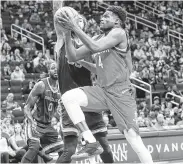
[94,132,114,163]
[56,135,78,163]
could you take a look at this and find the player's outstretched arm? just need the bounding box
[24,81,45,124]
[77,60,97,74]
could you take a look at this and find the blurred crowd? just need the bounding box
[1,1,183,162]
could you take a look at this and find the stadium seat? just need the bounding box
[1,80,10,87]
[10,80,23,93]
[1,80,10,93]
[13,93,24,101]
[1,87,10,94]
[1,94,8,102]
[22,80,30,90]
[25,73,35,80]
[4,76,11,80]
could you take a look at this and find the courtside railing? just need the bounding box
[130,77,152,106]
[98,2,158,30]
[168,29,183,45]
[165,92,183,106]
[11,24,45,54]
[134,1,183,27]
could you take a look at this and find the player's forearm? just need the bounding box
[24,105,34,123]
[64,32,78,62]
[73,27,100,53]
[78,61,97,74]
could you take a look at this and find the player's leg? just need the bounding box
[124,129,153,164]
[61,86,108,160]
[56,109,79,163]
[40,125,63,155]
[56,135,78,163]
[94,132,114,163]
[106,87,153,163]
[21,139,40,163]
[21,121,42,163]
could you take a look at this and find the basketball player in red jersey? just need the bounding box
[56,6,154,163]
[21,62,62,163]
[54,14,113,163]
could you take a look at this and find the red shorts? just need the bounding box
[81,84,139,134]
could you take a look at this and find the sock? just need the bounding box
[82,130,96,143]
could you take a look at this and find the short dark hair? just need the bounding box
[106,6,126,23]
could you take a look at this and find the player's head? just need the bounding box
[48,62,58,80]
[100,6,126,31]
[77,15,87,32]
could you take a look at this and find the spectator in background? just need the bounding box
[14,49,23,62]
[43,22,53,35]
[29,11,41,23]
[34,24,43,35]
[9,32,20,48]
[22,80,35,94]
[174,105,182,125]
[154,114,166,130]
[1,37,11,54]
[24,62,34,73]
[9,123,26,152]
[151,96,161,111]
[2,118,14,136]
[171,84,183,97]
[14,18,20,26]
[146,110,157,125]
[19,37,32,52]
[164,107,175,125]
[33,51,43,68]
[133,44,146,60]
[137,111,146,127]
[177,111,183,125]
[0,131,17,163]
[16,8,23,18]
[11,66,25,81]
[19,63,27,74]
[22,19,33,31]
[3,63,12,76]
[2,93,19,114]
[34,58,48,74]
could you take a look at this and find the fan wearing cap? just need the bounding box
[151,96,161,111]
[57,5,153,163]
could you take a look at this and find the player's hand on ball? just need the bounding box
[56,11,79,31]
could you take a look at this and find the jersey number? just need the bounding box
[48,103,53,112]
[98,56,103,68]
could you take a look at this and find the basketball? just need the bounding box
[54,6,79,23]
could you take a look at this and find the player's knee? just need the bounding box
[61,88,87,106]
[124,128,137,139]
[61,90,79,105]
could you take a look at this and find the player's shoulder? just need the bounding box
[33,80,46,92]
[110,27,125,36]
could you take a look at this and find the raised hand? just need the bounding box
[55,11,79,31]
